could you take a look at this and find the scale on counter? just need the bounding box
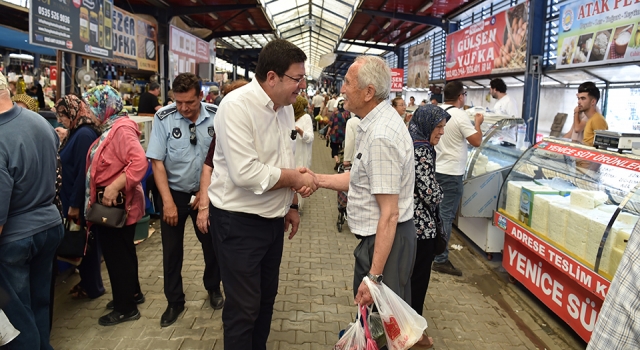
[593,130,640,152]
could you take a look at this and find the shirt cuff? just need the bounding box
[257,165,282,194]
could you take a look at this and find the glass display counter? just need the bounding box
[455,118,525,255]
[493,137,640,342]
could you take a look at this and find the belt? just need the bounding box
[354,220,412,240]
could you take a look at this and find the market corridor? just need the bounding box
[50,133,583,350]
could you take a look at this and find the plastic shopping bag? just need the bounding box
[360,305,380,350]
[363,277,428,350]
[334,307,366,350]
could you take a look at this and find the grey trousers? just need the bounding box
[353,220,417,303]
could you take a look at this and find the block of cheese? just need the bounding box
[530,194,566,236]
[547,200,572,247]
[599,224,631,275]
[613,225,633,250]
[596,204,618,214]
[506,181,536,218]
[565,208,592,260]
[570,190,609,209]
[608,246,627,276]
[585,211,615,265]
[519,185,559,226]
[616,212,639,227]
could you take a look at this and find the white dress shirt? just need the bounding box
[493,94,519,118]
[294,113,314,169]
[208,79,296,218]
[435,104,478,176]
[347,102,415,236]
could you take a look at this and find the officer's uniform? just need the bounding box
[146,102,221,306]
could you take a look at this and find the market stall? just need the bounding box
[493,138,640,341]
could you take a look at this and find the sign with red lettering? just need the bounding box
[445,2,528,80]
[536,140,640,172]
[503,234,602,342]
[556,0,640,69]
[390,69,404,92]
[169,25,211,80]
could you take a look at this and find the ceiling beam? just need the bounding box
[358,9,446,29]
[205,29,273,41]
[340,40,395,51]
[172,4,258,16]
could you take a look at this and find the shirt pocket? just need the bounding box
[167,136,190,162]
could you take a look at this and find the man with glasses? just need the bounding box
[207,39,317,350]
[146,72,223,327]
[432,81,484,276]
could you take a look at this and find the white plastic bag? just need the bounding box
[363,277,428,350]
[334,307,366,350]
[0,309,20,346]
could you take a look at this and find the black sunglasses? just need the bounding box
[189,123,197,145]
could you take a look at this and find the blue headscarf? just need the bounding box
[409,104,450,150]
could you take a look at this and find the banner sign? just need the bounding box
[407,41,430,88]
[390,69,404,92]
[535,141,640,172]
[556,0,640,69]
[111,7,158,71]
[502,232,603,342]
[30,0,114,59]
[168,25,210,80]
[445,2,528,80]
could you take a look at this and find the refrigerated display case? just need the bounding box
[129,115,154,151]
[456,118,525,255]
[493,138,640,341]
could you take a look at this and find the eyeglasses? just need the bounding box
[461,91,468,96]
[189,123,197,145]
[283,73,306,86]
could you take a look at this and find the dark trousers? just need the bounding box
[433,173,463,264]
[211,206,284,350]
[313,107,320,117]
[410,238,437,315]
[77,233,105,298]
[353,220,417,303]
[94,224,141,314]
[161,189,220,305]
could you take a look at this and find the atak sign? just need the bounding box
[30,0,114,59]
[445,2,528,80]
[556,0,640,69]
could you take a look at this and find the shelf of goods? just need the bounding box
[493,138,640,342]
[456,118,525,254]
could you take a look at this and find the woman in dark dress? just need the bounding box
[55,95,104,300]
[408,104,450,315]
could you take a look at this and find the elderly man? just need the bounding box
[0,72,64,349]
[208,39,317,350]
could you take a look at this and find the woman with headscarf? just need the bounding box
[55,95,104,300]
[292,95,314,211]
[408,104,449,316]
[326,99,349,171]
[83,85,148,326]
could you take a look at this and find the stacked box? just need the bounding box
[530,194,565,236]
[519,185,559,226]
[547,199,572,247]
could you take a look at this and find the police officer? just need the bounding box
[146,73,223,327]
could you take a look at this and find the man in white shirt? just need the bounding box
[432,81,484,276]
[490,78,519,118]
[327,94,338,114]
[207,39,317,350]
[312,92,324,117]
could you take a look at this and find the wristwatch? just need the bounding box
[289,204,299,211]
[367,272,383,284]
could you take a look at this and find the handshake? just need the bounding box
[292,167,319,198]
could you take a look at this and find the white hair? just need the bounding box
[354,55,391,102]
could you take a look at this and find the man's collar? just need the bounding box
[357,101,388,132]
[253,79,280,111]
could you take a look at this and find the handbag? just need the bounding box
[433,205,447,256]
[56,219,88,258]
[319,124,329,136]
[86,187,127,229]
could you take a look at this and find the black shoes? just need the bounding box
[334,163,340,171]
[160,304,185,327]
[209,290,224,310]
[98,309,140,326]
[432,260,463,276]
[106,293,145,310]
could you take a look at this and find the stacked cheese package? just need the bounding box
[505,181,552,218]
[597,211,638,275]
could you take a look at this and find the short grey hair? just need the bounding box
[353,55,391,101]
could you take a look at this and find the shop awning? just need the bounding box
[0,25,56,56]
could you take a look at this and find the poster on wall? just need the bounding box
[445,2,528,80]
[390,68,404,92]
[556,0,640,69]
[407,41,430,88]
[111,7,158,71]
[168,25,210,81]
[29,0,114,59]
